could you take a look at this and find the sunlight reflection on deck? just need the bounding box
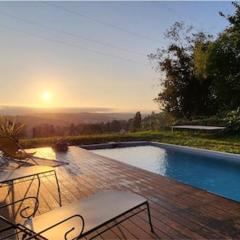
[27,147,56,160]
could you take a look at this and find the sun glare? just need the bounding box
[41,91,52,102]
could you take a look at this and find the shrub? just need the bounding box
[224,108,240,134]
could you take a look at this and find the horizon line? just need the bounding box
[0,105,159,115]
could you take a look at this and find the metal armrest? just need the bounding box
[25,214,85,240]
[0,196,39,219]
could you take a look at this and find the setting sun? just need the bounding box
[41,91,52,102]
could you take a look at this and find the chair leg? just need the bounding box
[36,174,41,216]
[146,202,154,233]
[53,170,62,207]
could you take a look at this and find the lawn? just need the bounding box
[20,130,240,154]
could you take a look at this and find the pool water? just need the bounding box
[92,145,240,202]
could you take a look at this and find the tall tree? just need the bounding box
[206,2,240,112]
[149,22,214,118]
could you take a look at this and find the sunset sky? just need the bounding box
[0,1,234,112]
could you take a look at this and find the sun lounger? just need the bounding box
[0,191,154,240]
[0,136,67,167]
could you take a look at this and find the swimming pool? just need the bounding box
[91,145,240,202]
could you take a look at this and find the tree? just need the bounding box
[141,112,174,130]
[206,2,240,112]
[132,112,142,131]
[149,22,214,118]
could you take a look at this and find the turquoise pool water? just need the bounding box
[92,145,240,202]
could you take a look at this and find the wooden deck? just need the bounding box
[1,146,240,239]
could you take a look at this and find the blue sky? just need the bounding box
[0,1,234,112]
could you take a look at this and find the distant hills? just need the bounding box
[0,106,115,116]
[14,112,134,126]
[0,105,135,127]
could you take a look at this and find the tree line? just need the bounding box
[30,111,172,138]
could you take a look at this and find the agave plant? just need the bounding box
[0,116,25,139]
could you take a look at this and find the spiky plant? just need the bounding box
[0,116,25,139]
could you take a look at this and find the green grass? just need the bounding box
[20,130,240,154]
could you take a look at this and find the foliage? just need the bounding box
[224,108,240,134]
[206,3,240,112]
[32,120,130,137]
[149,3,240,120]
[220,2,240,32]
[149,22,214,118]
[142,112,174,130]
[31,111,174,138]
[20,130,240,154]
[132,111,142,131]
[0,116,25,139]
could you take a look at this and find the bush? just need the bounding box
[224,108,240,134]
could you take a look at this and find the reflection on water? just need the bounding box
[92,146,168,175]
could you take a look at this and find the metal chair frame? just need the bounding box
[0,195,154,240]
[0,168,62,208]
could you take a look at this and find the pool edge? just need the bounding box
[80,140,240,162]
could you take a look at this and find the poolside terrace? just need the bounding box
[1,146,240,239]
